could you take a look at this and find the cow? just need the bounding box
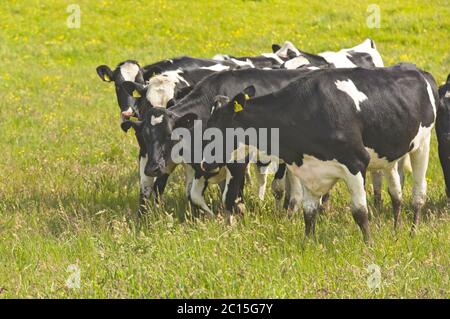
[437,74,450,205]
[96,58,238,214]
[120,68,319,218]
[276,38,397,207]
[213,53,286,69]
[200,64,438,242]
[96,57,237,120]
[275,38,384,69]
[121,66,230,112]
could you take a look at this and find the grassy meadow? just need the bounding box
[0,0,449,298]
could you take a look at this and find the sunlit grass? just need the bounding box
[0,0,448,298]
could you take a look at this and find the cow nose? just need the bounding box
[145,165,161,177]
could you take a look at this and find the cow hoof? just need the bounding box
[236,203,246,216]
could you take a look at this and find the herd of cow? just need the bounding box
[96,39,450,243]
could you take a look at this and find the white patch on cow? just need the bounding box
[425,79,437,117]
[147,69,190,107]
[212,54,229,61]
[344,39,384,67]
[291,156,367,211]
[261,52,284,64]
[445,91,450,98]
[409,124,433,153]
[319,51,357,68]
[119,62,140,81]
[307,66,320,70]
[335,79,368,111]
[230,58,255,68]
[150,115,164,126]
[366,147,392,170]
[274,41,301,59]
[283,56,311,69]
[139,155,155,198]
[190,176,213,215]
[287,155,346,197]
[221,168,233,205]
[200,64,230,72]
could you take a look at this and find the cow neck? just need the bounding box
[170,88,213,122]
[233,97,284,131]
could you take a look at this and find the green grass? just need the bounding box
[0,0,449,298]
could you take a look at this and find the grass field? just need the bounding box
[0,0,449,298]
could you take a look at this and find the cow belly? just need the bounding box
[287,155,344,196]
[366,147,393,170]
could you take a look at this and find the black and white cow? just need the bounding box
[121,68,318,217]
[276,39,397,207]
[96,57,237,120]
[437,74,450,204]
[276,38,384,70]
[122,66,230,112]
[213,52,286,69]
[201,64,438,242]
[96,57,237,213]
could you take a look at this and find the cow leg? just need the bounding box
[383,164,403,229]
[139,155,155,215]
[152,174,169,201]
[398,157,406,189]
[152,162,176,202]
[301,186,320,237]
[409,135,431,233]
[272,163,287,210]
[371,171,383,209]
[245,164,252,186]
[189,176,213,217]
[255,161,269,200]
[285,169,302,218]
[320,192,331,212]
[184,165,195,198]
[222,164,247,225]
[344,170,371,243]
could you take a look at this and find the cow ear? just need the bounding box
[272,44,281,53]
[96,65,113,82]
[121,120,143,133]
[122,81,147,98]
[286,49,298,59]
[135,70,145,83]
[174,113,198,129]
[231,93,247,113]
[242,85,256,99]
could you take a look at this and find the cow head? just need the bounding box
[146,70,182,108]
[96,60,145,121]
[272,41,301,60]
[121,107,197,177]
[121,69,190,116]
[201,86,256,173]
